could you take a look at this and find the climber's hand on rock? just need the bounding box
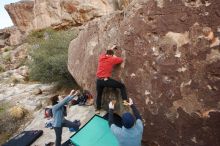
[109,101,114,109]
[110,45,117,50]
[128,98,133,106]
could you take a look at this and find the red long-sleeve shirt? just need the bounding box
[96,54,123,78]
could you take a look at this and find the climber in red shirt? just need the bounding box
[95,45,128,114]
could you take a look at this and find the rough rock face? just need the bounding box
[5,0,129,31]
[4,1,35,32]
[0,43,29,73]
[0,27,24,47]
[68,0,220,145]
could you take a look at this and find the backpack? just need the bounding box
[44,106,67,118]
[44,108,53,118]
[77,94,88,106]
[78,92,93,106]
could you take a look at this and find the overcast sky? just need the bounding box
[0,0,20,29]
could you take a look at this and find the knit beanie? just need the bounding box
[122,112,135,129]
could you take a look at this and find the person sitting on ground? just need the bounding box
[51,90,81,146]
[108,98,144,146]
[95,45,128,114]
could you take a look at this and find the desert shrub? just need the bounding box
[2,53,11,63]
[0,65,5,73]
[3,47,12,52]
[9,106,27,119]
[0,102,29,145]
[26,28,55,44]
[27,28,78,87]
[16,57,27,68]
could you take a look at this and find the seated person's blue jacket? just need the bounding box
[52,95,76,127]
[109,105,144,146]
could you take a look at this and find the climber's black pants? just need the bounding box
[54,119,80,146]
[96,78,128,110]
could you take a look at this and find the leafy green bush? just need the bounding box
[26,28,55,44]
[27,28,78,87]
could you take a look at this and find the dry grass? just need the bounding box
[0,102,30,145]
[9,106,26,119]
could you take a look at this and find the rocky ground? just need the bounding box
[0,43,105,145]
[1,0,220,145]
[0,80,105,146]
[0,83,54,109]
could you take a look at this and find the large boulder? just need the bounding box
[10,43,29,69]
[0,27,24,47]
[4,1,35,32]
[4,0,129,32]
[6,27,25,46]
[68,0,220,145]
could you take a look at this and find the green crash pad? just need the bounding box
[70,115,119,146]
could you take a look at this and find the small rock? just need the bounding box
[179,14,187,22]
[145,98,150,105]
[130,73,136,77]
[145,90,150,95]
[32,88,42,95]
[191,137,198,143]
[9,83,15,87]
[207,85,212,90]
[177,67,187,72]
[0,40,5,48]
[175,50,181,58]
